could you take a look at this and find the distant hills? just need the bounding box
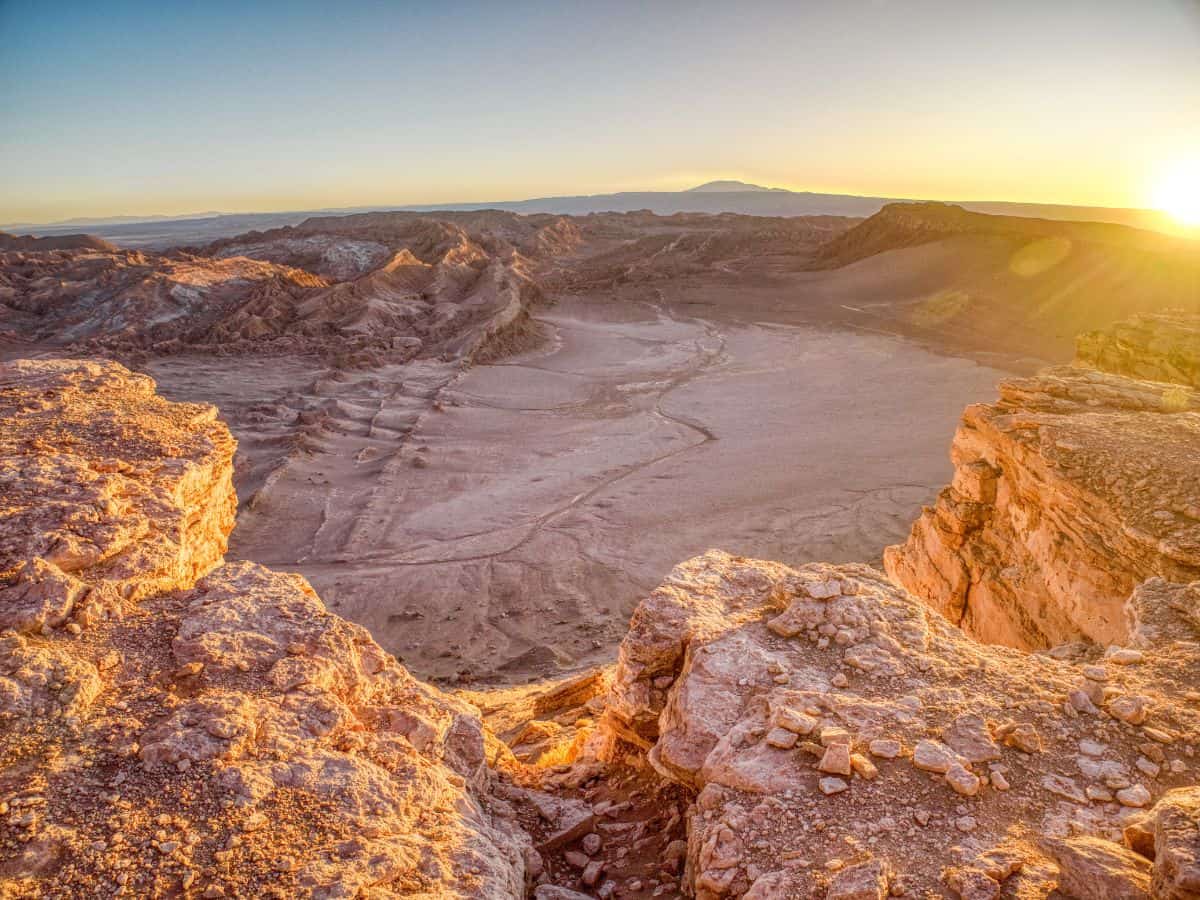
[3,183,1190,250]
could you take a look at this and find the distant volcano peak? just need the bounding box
[686,179,785,193]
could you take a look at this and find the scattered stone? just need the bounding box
[765,727,799,749]
[820,778,849,796]
[913,740,956,774]
[945,765,981,797]
[944,714,1001,763]
[826,857,890,900]
[819,744,853,776]
[820,727,852,747]
[851,754,879,781]
[773,707,817,735]
[1108,695,1150,725]
[869,739,903,759]
[1116,785,1152,808]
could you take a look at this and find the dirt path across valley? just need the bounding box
[224,295,1007,684]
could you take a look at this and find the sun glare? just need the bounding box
[1153,159,1200,226]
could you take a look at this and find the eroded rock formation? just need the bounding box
[884,365,1200,649]
[585,551,1200,899]
[0,359,530,897]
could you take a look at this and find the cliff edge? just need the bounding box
[0,359,529,897]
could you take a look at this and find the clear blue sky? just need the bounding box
[2,0,1198,223]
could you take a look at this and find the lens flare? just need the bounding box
[1153,159,1200,226]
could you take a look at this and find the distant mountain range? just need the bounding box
[3,182,1188,250]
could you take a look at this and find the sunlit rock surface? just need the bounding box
[884,365,1200,649]
[588,550,1200,898]
[0,359,528,898]
[1077,312,1200,390]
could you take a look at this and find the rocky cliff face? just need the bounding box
[883,365,1200,649]
[0,359,529,897]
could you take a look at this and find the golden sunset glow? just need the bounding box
[1153,159,1200,226]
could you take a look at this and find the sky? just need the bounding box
[1,0,1199,224]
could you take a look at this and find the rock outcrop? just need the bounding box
[1077,312,1200,389]
[0,214,549,369]
[587,550,1200,899]
[883,365,1200,649]
[560,315,1200,899]
[0,359,529,897]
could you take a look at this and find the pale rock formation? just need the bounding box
[0,359,528,897]
[587,548,1200,898]
[884,365,1200,649]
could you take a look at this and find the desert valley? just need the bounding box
[3,193,1200,898]
[5,2,1200,896]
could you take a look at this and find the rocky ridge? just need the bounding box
[0,214,552,369]
[0,359,531,897]
[807,203,1195,271]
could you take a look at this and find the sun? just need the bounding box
[1152,159,1200,226]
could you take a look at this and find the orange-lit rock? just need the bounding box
[885,365,1200,649]
[0,359,529,898]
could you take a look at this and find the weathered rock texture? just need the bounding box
[884,365,1200,649]
[589,550,1200,899]
[0,359,529,897]
[0,214,549,369]
[1077,312,1200,389]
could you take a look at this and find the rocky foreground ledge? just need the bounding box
[4,316,1200,899]
[0,360,530,897]
[586,552,1200,898]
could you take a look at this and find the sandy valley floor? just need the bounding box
[193,295,1008,684]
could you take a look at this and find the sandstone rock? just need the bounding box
[819,743,853,776]
[765,727,799,749]
[820,777,849,795]
[943,713,1000,763]
[1142,787,1200,899]
[868,739,902,759]
[913,740,957,774]
[1109,695,1151,725]
[0,361,529,898]
[1118,785,1153,808]
[885,364,1200,650]
[772,705,817,735]
[587,544,1200,899]
[945,764,981,797]
[850,753,878,780]
[826,857,890,900]
[1047,835,1151,899]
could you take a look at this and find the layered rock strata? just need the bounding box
[0,359,529,898]
[884,365,1200,649]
